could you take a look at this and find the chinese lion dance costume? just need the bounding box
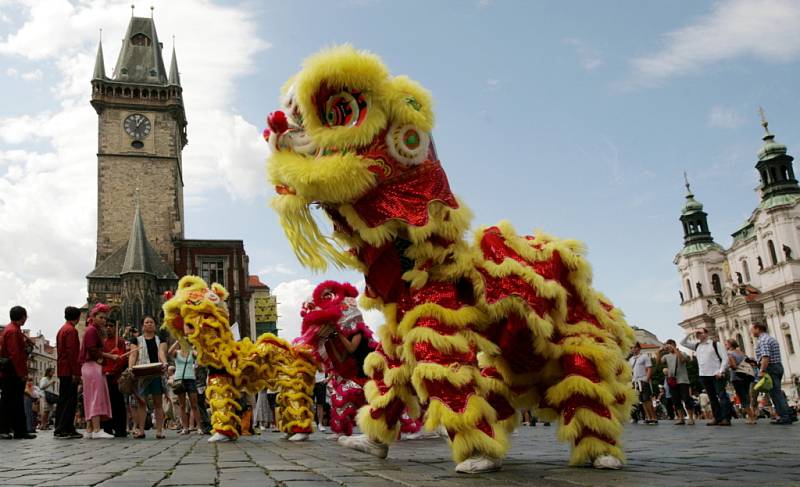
[265,46,636,473]
[295,280,424,439]
[162,276,316,442]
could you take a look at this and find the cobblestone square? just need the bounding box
[0,421,796,486]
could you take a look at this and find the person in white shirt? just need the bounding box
[628,342,657,424]
[680,328,732,426]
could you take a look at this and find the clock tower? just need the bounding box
[90,14,186,267]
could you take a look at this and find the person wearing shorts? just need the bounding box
[313,369,327,432]
[168,341,201,434]
[629,342,657,424]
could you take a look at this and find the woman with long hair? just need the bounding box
[80,303,118,439]
[128,315,167,439]
[725,339,756,424]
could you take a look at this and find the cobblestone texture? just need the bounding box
[0,421,797,486]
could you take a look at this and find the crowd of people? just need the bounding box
[0,304,345,441]
[628,324,799,427]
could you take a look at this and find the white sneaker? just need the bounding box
[91,431,114,439]
[317,423,326,432]
[208,432,231,443]
[592,455,623,470]
[455,455,503,474]
[288,433,309,442]
[83,431,94,439]
[338,434,388,459]
[401,430,437,440]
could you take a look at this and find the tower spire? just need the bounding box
[93,33,106,80]
[679,173,714,247]
[168,38,180,86]
[755,108,800,200]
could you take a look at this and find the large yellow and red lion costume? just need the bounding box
[266,46,635,473]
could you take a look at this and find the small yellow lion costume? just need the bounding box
[162,276,315,440]
[266,46,636,473]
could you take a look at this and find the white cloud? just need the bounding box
[563,37,603,71]
[708,105,745,129]
[630,0,800,86]
[486,78,499,91]
[258,263,296,278]
[477,0,494,8]
[0,0,269,340]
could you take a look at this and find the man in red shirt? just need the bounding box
[0,306,36,439]
[53,306,83,439]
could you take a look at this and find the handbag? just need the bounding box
[45,390,59,405]
[735,357,755,379]
[666,354,679,389]
[754,371,773,393]
[171,355,189,395]
[118,368,138,395]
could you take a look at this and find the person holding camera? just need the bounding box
[680,328,732,426]
[628,342,657,424]
[657,340,695,425]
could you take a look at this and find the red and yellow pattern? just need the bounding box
[267,46,636,468]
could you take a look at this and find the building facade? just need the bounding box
[675,117,800,400]
[247,276,278,338]
[86,14,251,333]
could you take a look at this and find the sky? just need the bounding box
[2,0,800,343]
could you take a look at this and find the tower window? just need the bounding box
[786,333,795,355]
[686,279,693,299]
[742,260,751,282]
[768,240,778,266]
[131,140,144,149]
[131,33,151,46]
[769,167,777,184]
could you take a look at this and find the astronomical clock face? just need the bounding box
[123,113,151,139]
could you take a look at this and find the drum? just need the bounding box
[131,363,163,377]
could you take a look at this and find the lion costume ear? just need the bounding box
[293,45,391,149]
[211,283,229,301]
[386,75,434,132]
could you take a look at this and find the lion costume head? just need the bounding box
[266,45,461,272]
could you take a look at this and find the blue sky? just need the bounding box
[2,0,800,341]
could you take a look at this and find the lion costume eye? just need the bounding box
[322,89,368,127]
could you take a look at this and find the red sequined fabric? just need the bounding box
[559,394,611,425]
[423,379,475,413]
[412,341,476,365]
[560,353,601,383]
[478,268,553,318]
[353,160,458,228]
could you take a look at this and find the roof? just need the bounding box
[87,204,176,280]
[93,40,106,80]
[112,16,168,84]
[248,275,268,289]
[678,241,724,257]
[168,46,180,85]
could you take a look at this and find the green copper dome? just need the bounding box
[757,133,787,162]
[682,193,703,214]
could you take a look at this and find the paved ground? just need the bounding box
[0,420,797,486]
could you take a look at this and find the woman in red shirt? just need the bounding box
[80,303,119,439]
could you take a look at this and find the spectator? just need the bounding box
[79,303,117,439]
[101,320,129,437]
[628,342,657,424]
[129,315,168,439]
[751,323,794,425]
[0,306,36,440]
[24,378,39,433]
[681,328,732,426]
[168,341,201,435]
[725,339,756,424]
[314,368,328,432]
[54,306,83,439]
[38,367,57,430]
[657,339,695,425]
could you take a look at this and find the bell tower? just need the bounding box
[90,14,186,267]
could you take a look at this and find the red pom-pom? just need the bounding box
[268,110,289,134]
[163,290,174,300]
[262,127,271,141]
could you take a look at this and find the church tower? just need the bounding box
[674,174,725,335]
[90,14,186,267]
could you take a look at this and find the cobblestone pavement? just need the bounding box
[0,420,797,486]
